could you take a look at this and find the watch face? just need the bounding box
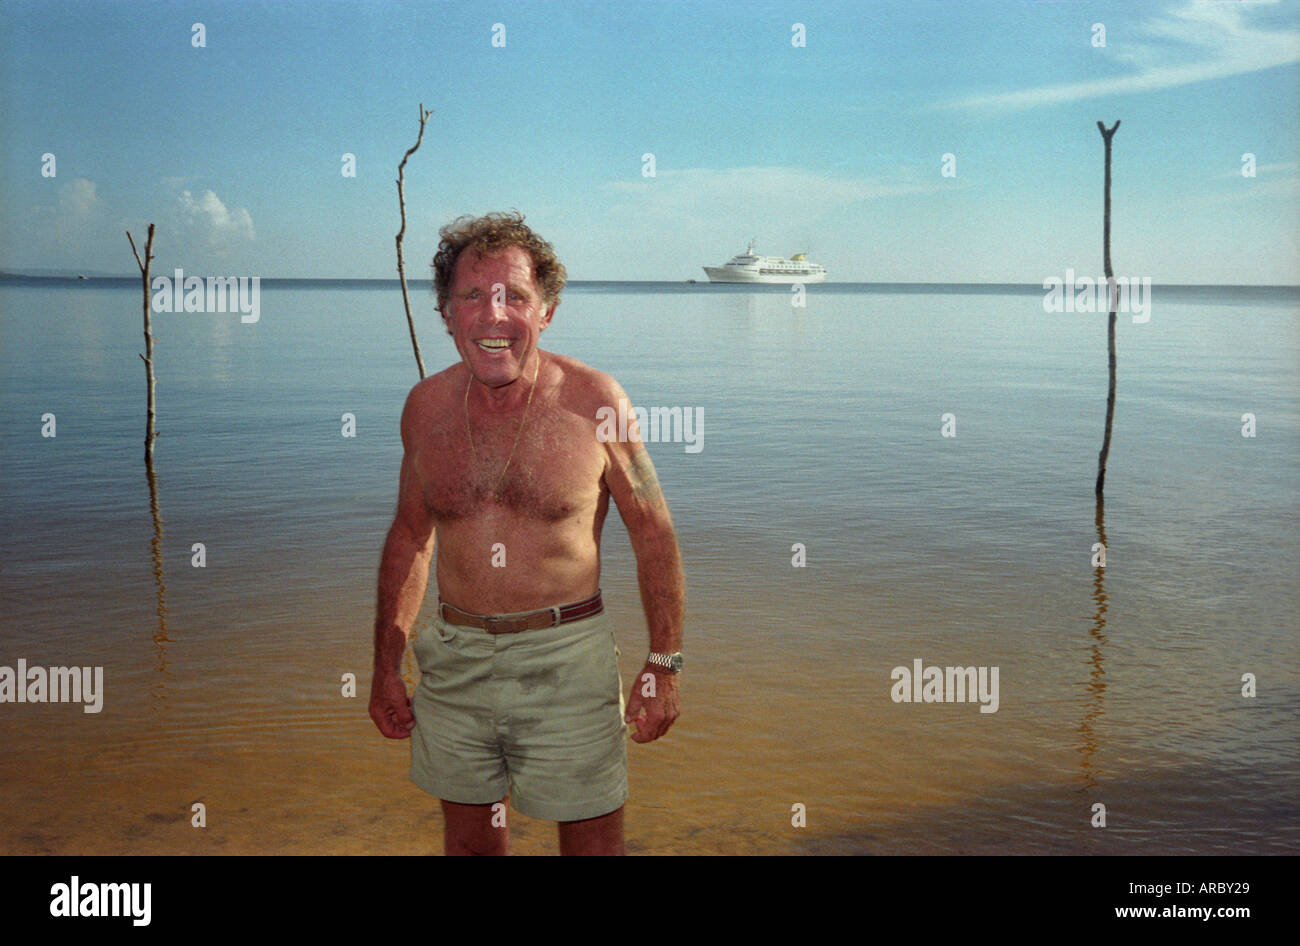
[669,653,683,672]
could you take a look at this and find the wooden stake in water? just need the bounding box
[396,103,432,380]
[127,224,157,464]
[1095,120,1120,495]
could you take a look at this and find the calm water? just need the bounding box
[1,278,1297,854]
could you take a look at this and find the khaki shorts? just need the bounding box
[409,607,628,822]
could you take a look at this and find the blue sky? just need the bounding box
[2,0,1297,283]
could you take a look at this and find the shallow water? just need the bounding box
[1,279,1296,854]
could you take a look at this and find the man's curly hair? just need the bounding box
[431,211,566,313]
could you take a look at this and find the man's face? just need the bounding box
[443,245,556,389]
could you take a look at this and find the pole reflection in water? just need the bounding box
[145,457,171,710]
[1077,493,1110,793]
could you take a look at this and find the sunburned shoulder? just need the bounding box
[405,363,469,409]
[420,362,467,396]
[544,351,629,414]
[398,366,463,442]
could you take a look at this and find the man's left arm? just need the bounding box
[604,413,685,744]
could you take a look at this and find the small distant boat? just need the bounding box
[703,241,827,284]
[76,274,87,280]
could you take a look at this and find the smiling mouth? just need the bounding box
[476,338,513,351]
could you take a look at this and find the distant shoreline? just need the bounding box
[2,272,1297,292]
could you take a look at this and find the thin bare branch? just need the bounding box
[396,103,432,379]
[127,224,158,463]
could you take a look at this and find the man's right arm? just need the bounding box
[369,392,436,739]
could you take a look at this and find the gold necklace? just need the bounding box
[464,356,540,503]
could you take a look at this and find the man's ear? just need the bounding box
[441,308,454,337]
[540,300,558,330]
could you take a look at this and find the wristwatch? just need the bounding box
[646,652,683,674]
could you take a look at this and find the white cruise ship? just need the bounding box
[702,241,827,283]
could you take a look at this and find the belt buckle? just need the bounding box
[483,606,560,634]
[485,615,530,634]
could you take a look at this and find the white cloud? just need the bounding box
[1216,160,1298,179]
[59,177,101,215]
[1203,170,1300,206]
[25,177,106,252]
[941,1,1300,112]
[606,165,938,226]
[177,188,255,246]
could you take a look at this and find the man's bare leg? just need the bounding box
[441,799,509,856]
[558,806,625,856]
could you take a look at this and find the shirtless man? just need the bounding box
[368,212,684,855]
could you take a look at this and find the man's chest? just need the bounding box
[414,408,607,522]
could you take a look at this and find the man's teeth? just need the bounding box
[478,339,512,350]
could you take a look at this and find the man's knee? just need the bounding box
[558,805,625,856]
[441,799,508,856]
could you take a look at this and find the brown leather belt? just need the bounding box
[437,590,603,635]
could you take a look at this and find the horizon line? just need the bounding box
[2,272,1298,290]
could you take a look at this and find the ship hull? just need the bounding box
[702,267,827,284]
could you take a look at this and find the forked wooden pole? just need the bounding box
[1095,120,1120,495]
